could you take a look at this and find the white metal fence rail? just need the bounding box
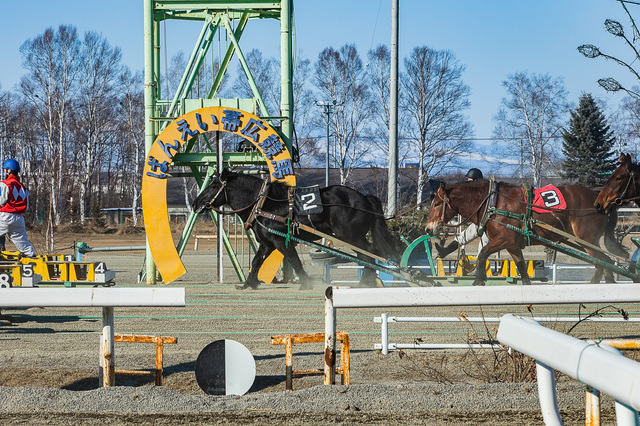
[373,313,640,355]
[497,314,640,426]
[323,284,640,386]
[0,287,185,387]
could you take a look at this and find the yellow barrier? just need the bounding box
[0,252,113,287]
[437,256,536,278]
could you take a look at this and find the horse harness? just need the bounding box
[614,167,639,206]
[438,179,546,245]
[435,179,498,239]
[244,179,292,231]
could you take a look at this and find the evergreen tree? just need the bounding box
[561,93,616,188]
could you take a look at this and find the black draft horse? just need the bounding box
[192,169,401,290]
[425,179,627,286]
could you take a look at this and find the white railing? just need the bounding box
[323,284,640,387]
[1,287,185,387]
[497,314,640,426]
[373,313,640,355]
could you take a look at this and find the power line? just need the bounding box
[301,135,565,142]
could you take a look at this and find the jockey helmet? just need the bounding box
[466,168,483,180]
[2,159,19,172]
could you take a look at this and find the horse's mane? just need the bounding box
[447,179,528,210]
[229,171,292,199]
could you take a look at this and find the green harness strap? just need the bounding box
[521,183,534,246]
[487,183,534,247]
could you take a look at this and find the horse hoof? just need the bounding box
[236,283,260,290]
[472,281,485,286]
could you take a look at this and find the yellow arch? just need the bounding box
[142,107,295,283]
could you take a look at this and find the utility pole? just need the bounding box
[388,0,399,216]
[315,100,340,187]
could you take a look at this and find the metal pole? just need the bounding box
[325,109,330,187]
[324,287,336,385]
[144,0,157,285]
[315,101,339,187]
[101,306,115,387]
[280,0,293,154]
[535,361,563,426]
[381,313,389,355]
[387,0,399,216]
[217,131,223,283]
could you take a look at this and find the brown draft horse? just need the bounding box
[595,153,639,214]
[425,179,627,286]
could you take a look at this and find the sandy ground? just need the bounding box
[0,227,636,424]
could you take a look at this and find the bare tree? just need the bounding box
[165,51,187,101]
[366,44,411,166]
[291,56,322,167]
[233,48,279,116]
[493,72,568,186]
[401,46,473,206]
[615,93,640,157]
[0,88,20,160]
[73,31,122,224]
[314,44,373,184]
[19,25,82,250]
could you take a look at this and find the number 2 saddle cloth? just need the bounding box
[293,186,323,215]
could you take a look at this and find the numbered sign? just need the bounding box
[293,187,323,215]
[0,271,11,288]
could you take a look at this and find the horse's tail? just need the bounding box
[603,209,629,259]
[366,195,403,262]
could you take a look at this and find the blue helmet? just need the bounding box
[3,159,20,172]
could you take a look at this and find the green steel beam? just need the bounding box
[164,16,221,121]
[144,0,158,285]
[171,151,266,166]
[208,12,249,99]
[154,1,281,11]
[280,0,293,153]
[221,16,271,118]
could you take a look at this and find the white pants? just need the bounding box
[455,223,489,253]
[0,212,35,257]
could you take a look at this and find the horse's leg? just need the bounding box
[241,243,275,290]
[471,238,506,286]
[573,223,615,283]
[275,241,313,290]
[472,246,491,286]
[506,248,532,286]
[584,250,612,283]
[345,234,382,288]
[356,254,384,288]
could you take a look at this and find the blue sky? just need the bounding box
[0,1,636,165]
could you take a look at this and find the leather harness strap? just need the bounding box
[477,178,498,236]
[244,179,272,230]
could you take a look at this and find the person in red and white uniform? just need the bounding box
[0,159,35,257]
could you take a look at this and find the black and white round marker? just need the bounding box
[195,339,256,395]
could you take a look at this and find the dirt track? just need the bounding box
[0,230,635,424]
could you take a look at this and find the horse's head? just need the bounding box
[595,153,638,214]
[191,169,232,214]
[424,182,456,235]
